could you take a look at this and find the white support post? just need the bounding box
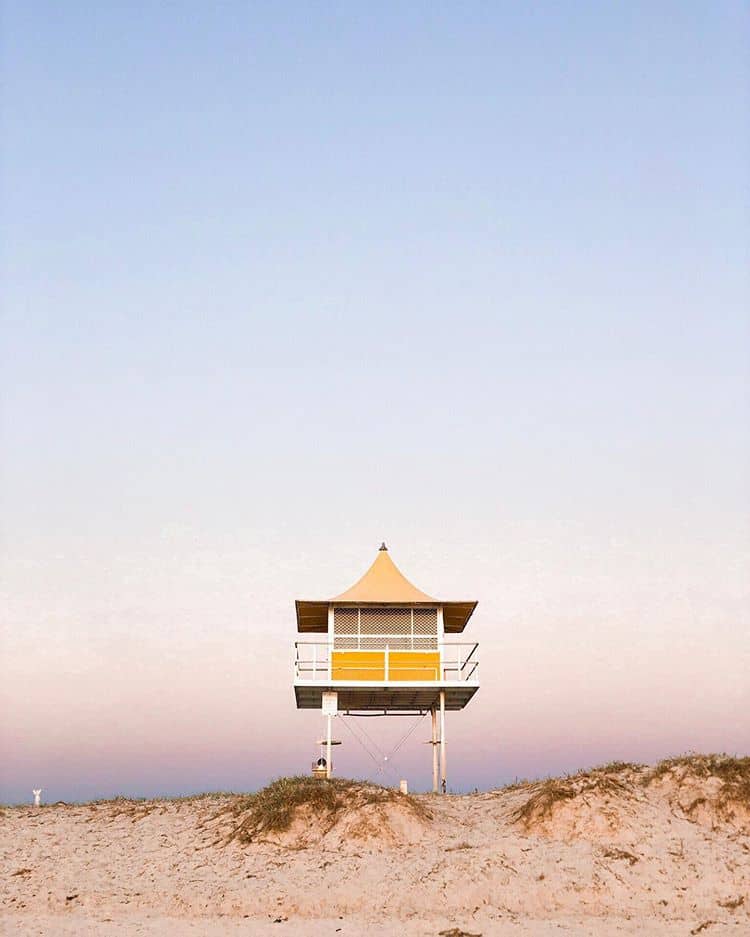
[431,706,438,794]
[439,689,447,794]
[326,713,332,780]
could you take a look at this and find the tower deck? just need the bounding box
[294,682,478,712]
[294,639,479,712]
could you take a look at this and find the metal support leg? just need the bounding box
[326,713,332,780]
[439,690,446,794]
[431,706,438,794]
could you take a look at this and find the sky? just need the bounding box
[1,2,749,803]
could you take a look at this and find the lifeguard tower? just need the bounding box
[294,544,479,792]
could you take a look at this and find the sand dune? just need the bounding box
[2,756,748,936]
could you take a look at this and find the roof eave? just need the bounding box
[441,600,479,633]
[295,599,329,633]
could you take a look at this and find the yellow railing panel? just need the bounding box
[388,651,440,681]
[331,650,385,681]
[330,650,440,682]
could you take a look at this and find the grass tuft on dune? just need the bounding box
[222,776,431,844]
[647,753,750,817]
[649,754,750,795]
[510,754,750,834]
[511,766,631,827]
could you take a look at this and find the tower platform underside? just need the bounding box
[294,681,478,712]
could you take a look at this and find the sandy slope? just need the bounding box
[2,760,749,936]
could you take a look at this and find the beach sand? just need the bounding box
[2,758,748,936]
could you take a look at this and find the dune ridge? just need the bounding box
[2,755,748,935]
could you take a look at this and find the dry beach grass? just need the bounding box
[1,755,749,936]
[220,775,431,845]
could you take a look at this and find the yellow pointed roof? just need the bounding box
[332,543,436,603]
[295,544,477,633]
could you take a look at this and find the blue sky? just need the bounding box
[1,2,748,802]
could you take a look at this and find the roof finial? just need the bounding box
[379,541,388,551]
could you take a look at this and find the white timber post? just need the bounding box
[326,713,333,780]
[440,689,447,794]
[431,706,439,794]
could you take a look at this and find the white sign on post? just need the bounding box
[322,691,338,715]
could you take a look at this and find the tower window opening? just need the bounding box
[333,606,438,650]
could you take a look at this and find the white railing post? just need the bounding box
[437,605,445,682]
[327,607,333,680]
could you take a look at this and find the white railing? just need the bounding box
[294,640,479,684]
